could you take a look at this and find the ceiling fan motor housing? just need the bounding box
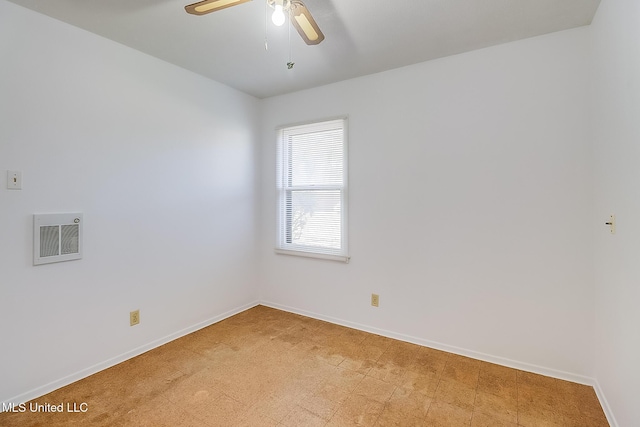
[268,0,291,11]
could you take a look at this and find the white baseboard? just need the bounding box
[2,300,259,409]
[593,379,619,427]
[260,301,595,386]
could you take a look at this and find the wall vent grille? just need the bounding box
[33,213,83,265]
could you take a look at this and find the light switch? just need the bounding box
[7,171,22,190]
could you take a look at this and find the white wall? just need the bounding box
[591,0,640,425]
[6,0,635,422]
[0,0,259,403]
[258,28,595,380]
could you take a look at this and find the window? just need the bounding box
[276,118,349,262]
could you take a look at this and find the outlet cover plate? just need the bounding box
[371,294,379,307]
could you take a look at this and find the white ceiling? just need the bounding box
[8,0,601,98]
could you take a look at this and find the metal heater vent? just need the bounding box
[34,213,83,265]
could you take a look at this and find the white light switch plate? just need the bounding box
[7,171,22,190]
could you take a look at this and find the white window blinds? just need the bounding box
[276,118,349,262]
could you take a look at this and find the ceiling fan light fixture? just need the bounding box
[185,0,324,46]
[272,1,286,26]
[185,0,251,15]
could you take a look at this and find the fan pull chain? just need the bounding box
[264,0,269,51]
[287,14,294,69]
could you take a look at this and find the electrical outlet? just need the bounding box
[371,293,379,307]
[130,310,140,326]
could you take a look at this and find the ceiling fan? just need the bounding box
[185,0,325,46]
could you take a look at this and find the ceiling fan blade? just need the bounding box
[290,0,325,45]
[185,0,251,16]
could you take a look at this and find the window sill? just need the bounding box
[274,248,350,263]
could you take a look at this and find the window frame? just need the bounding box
[275,117,349,263]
